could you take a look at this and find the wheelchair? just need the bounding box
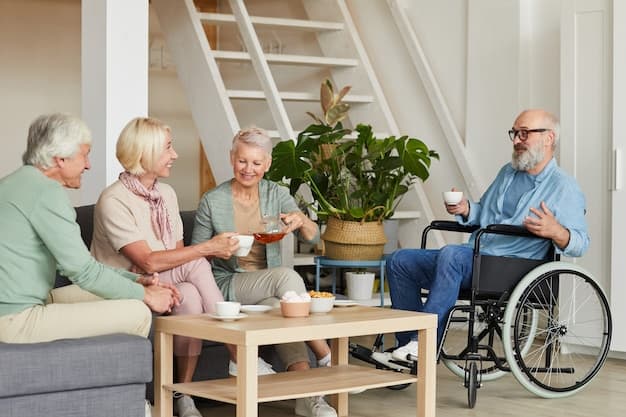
[350,220,612,408]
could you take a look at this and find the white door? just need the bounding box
[610,1,626,351]
[560,1,615,348]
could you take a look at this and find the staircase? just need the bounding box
[151,0,440,258]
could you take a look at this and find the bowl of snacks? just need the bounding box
[280,291,311,318]
[309,290,336,313]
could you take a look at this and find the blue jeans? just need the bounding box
[386,245,474,347]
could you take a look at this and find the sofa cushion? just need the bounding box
[0,333,151,398]
[54,205,95,288]
[180,210,196,247]
[75,204,95,249]
[0,384,147,417]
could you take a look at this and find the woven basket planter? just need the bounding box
[321,217,387,260]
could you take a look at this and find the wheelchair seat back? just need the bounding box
[471,254,549,300]
[471,225,556,301]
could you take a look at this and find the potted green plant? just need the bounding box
[266,80,439,259]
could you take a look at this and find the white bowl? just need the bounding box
[442,191,463,205]
[310,296,336,313]
[233,234,254,257]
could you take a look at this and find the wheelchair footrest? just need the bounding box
[370,351,414,372]
[349,343,416,374]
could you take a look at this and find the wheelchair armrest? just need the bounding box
[429,221,481,234]
[474,224,552,254]
[484,224,536,238]
[421,221,480,249]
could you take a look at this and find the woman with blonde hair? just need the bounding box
[91,117,239,417]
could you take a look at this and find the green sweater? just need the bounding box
[0,166,144,317]
[191,179,319,301]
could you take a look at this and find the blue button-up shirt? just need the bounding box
[457,158,589,259]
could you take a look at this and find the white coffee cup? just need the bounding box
[443,191,463,205]
[215,301,241,317]
[233,235,254,257]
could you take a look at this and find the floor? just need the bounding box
[194,335,626,417]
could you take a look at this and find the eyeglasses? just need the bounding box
[508,128,550,142]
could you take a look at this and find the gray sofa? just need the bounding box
[0,334,152,417]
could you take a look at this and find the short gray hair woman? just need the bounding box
[22,113,92,169]
[231,126,273,155]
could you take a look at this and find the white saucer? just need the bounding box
[240,305,272,314]
[207,313,248,321]
[334,299,359,307]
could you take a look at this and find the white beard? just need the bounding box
[511,139,545,171]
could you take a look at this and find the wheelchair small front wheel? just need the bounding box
[466,361,479,408]
[441,303,537,382]
[503,262,612,398]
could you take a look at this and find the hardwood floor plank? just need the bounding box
[195,335,626,417]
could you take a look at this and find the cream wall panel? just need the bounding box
[610,0,626,351]
[561,0,613,347]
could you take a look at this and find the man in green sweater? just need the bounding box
[0,113,178,345]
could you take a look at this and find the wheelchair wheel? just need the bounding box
[503,261,612,398]
[466,361,478,408]
[441,304,537,382]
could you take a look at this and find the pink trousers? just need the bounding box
[157,257,223,356]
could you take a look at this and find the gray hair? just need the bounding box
[231,127,273,156]
[22,113,92,169]
[544,111,560,150]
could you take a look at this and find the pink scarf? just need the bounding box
[119,171,172,248]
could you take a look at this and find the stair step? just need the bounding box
[212,50,358,67]
[227,89,373,103]
[198,12,344,32]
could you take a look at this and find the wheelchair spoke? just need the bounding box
[504,266,612,397]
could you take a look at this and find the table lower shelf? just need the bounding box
[165,364,417,404]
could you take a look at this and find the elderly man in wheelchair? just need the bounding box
[371,109,611,407]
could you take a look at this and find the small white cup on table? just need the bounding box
[215,301,241,317]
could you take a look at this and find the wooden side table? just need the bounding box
[153,306,437,417]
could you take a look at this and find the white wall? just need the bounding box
[0,0,83,200]
[347,0,562,226]
[0,0,200,209]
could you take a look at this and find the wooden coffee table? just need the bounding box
[154,306,437,417]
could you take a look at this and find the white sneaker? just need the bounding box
[175,394,202,417]
[228,357,277,376]
[295,396,337,417]
[144,400,153,417]
[391,340,418,361]
[370,351,412,372]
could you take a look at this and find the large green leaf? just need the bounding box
[266,140,310,182]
